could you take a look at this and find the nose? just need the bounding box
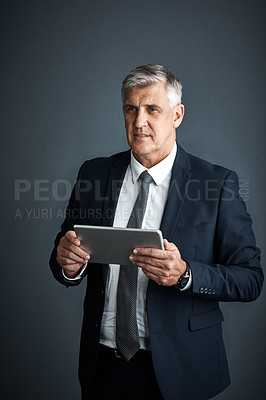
[135,110,147,129]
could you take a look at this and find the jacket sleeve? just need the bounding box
[49,163,87,287]
[187,171,263,302]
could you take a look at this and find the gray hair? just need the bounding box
[121,64,183,108]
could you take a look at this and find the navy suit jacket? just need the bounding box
[50,144,263,400]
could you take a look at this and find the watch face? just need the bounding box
[176,265,190,289]
[178,277,189,289]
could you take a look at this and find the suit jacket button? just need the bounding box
[208,289,212,294]
[212,289,216,294]
[204,288,208,293]
[199,287,204,293]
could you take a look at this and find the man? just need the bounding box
[50,64,263,400]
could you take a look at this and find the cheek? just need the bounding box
[124,117,133,132]
[152,122,165,139]
[125,122,134,144]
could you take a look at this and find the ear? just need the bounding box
[173,104,185,128]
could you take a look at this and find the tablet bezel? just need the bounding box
[74,224,164,265]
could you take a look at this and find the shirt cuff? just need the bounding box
[62,262,88,281]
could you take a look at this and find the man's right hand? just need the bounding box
[56,230,90,279]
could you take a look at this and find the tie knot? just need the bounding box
[138,170,153,185]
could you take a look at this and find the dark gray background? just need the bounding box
[1,0,265,399]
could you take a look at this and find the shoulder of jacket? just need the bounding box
[77,149,130,178]
[186,151,234,179]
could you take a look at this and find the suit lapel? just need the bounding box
[160,145,192,241]
[101,151,131,227]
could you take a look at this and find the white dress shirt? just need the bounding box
[100,143,177,350]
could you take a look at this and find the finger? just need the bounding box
[129,255,168,273]
[57,249,88,265]
[58,240,89,262]
[62,261,84,271]
[145,266,171,278]
[133,247,168,260]
[60,235,90,261]
[143,269,160,282]
[62,243,90,262]
[65,230,80,246]
[130,257,171,277]
[142,269,172,286]
[130,250,177,271]
[57,244,90,268]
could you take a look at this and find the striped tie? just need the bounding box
[116,170,154,361]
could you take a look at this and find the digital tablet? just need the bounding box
[74,224,164,265]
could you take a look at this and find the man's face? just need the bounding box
[123,81,184,168]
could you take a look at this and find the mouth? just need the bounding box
[134,133,151,138]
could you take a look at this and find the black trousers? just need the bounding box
[81,345,164,400]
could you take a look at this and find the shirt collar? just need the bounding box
[130,142,178,185]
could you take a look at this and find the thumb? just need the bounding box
[65,230,79,244]
[163,238,175,250]
[163,239,180,254]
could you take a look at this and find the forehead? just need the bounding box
[123,81,169,105]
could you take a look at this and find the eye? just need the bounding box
[125,106,137,114]
[148,106,159,113]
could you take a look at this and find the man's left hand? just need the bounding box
[129,239,187,286]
